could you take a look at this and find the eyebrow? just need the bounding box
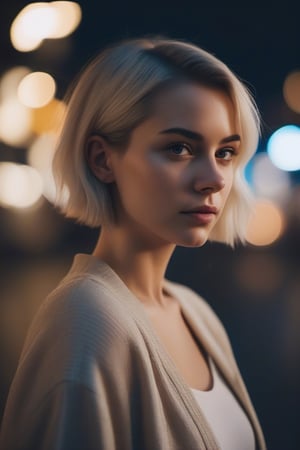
[159,127,241,144]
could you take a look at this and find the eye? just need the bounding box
[166,142,192,157]
[216,147,237,161]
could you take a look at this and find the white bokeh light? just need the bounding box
[251,152,291,202]
[28,133,57,203]
[10,2,82,52]
[267,125,300,171]
[18,72,56,108]
[49,2,82,38]
[10,3,57,52]
[0,66,30,100]
[0,162,43,208]
[0,98,32,147]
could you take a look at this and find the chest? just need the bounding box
[145,306,213,391]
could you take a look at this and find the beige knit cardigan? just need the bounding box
[0,254,266,450]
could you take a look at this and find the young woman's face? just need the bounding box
[109,83,240,247]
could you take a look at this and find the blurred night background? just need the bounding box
[0,1,300,449]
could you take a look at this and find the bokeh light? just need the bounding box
[0,66,30,100]
[246,199,285,246]
[235,253,285,297]
[31,98,66,134]
[0,162,43,209]
[18,72,56,108]
[48,1,82,38]
[28,134,57,203]
[283,71,300,113]
[0,98,32,147]
[10,3,57,52]
[251,152,291,202]
[10,2,82,52]
[267,125,300,171]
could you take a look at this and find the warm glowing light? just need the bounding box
[49,2,82,38]
[31,99,66,134]
[267,125,300,171]
[10,2,82,52]
[0,162,43,208]
[235,254,284,297]
[246,200,285,246]
[28,133,58,203]
[251,153,291,201]
[10,3,57,52]
[283,71,300,113]
[0,99,32,147]
[18,72,56,108]
[0,66,30,100]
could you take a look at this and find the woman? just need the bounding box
[0,37,266,449]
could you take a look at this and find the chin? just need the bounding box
[174,231,210,248]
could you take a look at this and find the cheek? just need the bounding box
[224,167,234,192]
[129,156,180,195]
[147,156,186,191]
[220,173,235,209]
[115,159,178,213]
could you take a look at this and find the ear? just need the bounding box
[85,135,115,183]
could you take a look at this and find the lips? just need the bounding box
[181,205,218,215]
[180,205,218,225]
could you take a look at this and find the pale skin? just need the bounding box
[87,82,241,391]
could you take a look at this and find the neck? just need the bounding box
[92,225,176,308]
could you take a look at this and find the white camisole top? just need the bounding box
[191,357,256,450]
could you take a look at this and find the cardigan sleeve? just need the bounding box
[0,279,136,450]
[0,381,116,450]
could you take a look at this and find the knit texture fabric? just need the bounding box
[0,254,266,450]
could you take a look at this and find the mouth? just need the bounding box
[180,205,218,215]
[180,205,218,225]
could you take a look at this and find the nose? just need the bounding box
[192,159,225,194]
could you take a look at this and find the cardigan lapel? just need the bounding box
[163,280,236,382]
[164,280,266,450]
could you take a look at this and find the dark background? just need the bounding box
[1,1,300,449]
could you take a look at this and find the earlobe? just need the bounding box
[85,135,115,183]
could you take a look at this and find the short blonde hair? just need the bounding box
[53,37,260,246]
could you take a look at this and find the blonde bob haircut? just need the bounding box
[53,37,260,247]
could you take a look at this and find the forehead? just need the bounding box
[148,82,237,136]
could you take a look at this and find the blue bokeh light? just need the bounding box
[267,125,300,171]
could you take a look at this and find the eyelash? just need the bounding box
[165,142,238,161]
[166,142,192,156]
[215,147,237,161]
